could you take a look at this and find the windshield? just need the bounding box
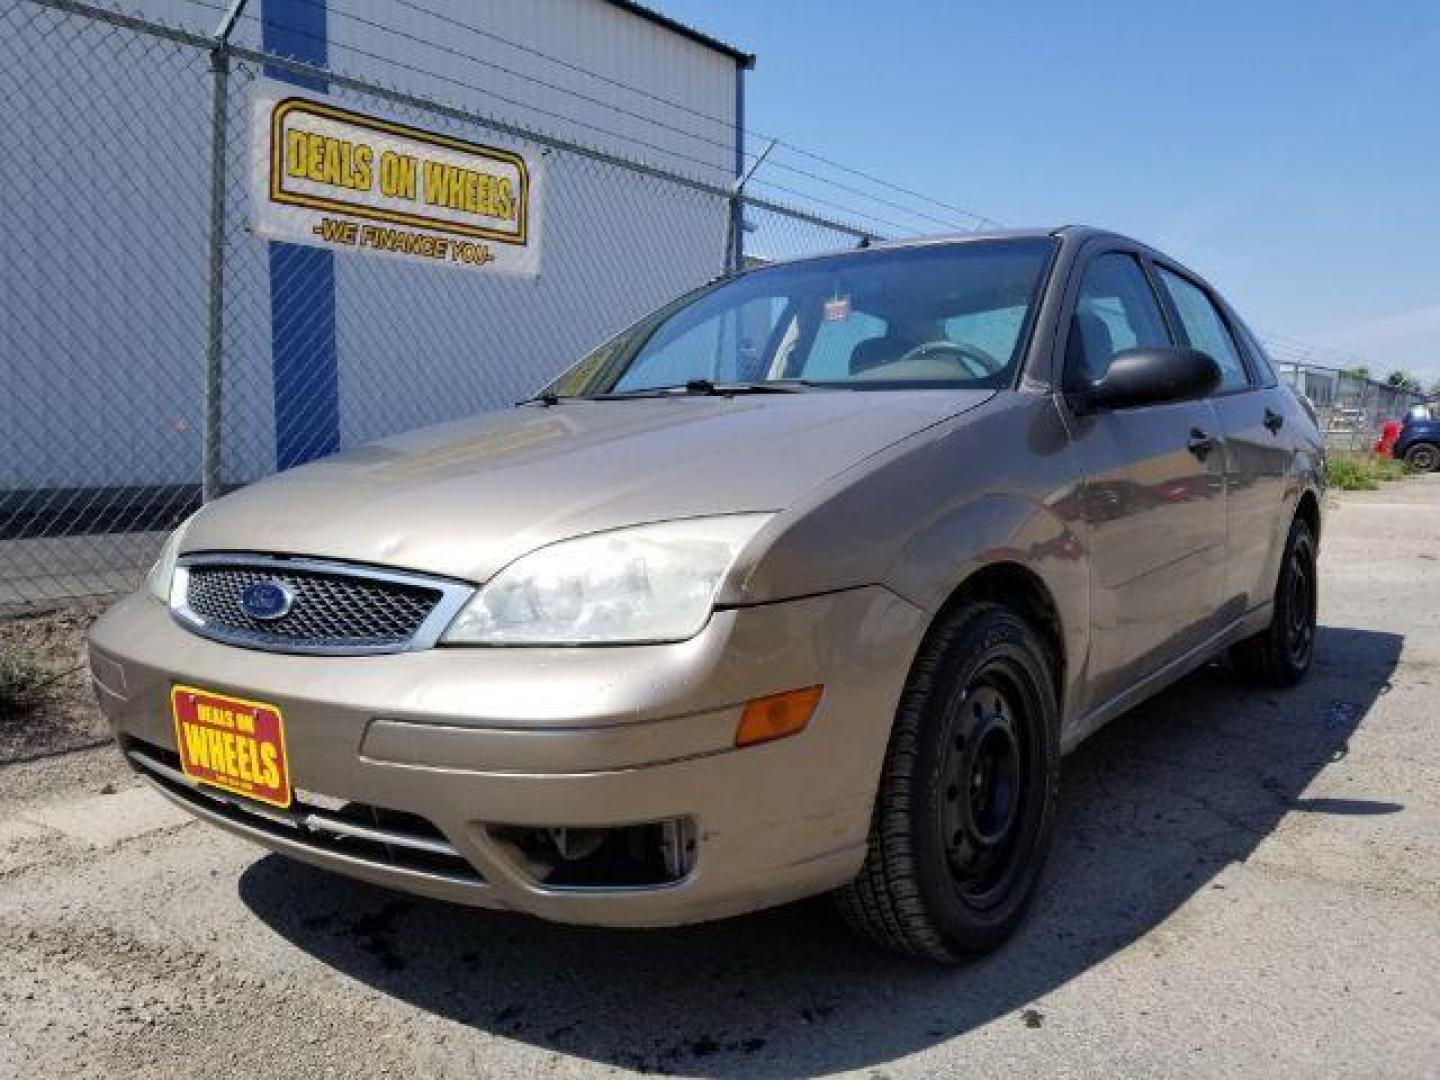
[545,238,1057,397]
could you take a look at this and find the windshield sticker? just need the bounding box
[824,296,851,322]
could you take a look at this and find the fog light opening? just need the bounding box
[489,817,697,888]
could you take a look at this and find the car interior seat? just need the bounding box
[849,332,922,376]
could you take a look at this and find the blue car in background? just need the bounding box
[1395,404,1440,471]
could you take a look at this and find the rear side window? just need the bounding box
[1233,319,1278,386]
[1067,253,1171,387]
[1156,268,1250,393]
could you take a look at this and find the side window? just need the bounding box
[1156,268,1250,393]
[1067,253,1170,386]
[1234,318,1278,387]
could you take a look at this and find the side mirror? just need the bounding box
[1078,346,1221,411]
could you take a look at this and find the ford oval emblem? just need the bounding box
[240,580,294,621]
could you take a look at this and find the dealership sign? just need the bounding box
[251,81,541,276]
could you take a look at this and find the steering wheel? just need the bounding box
[895,340,1003,378]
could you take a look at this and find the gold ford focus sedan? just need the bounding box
[89,228,1323,962]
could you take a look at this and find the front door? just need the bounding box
[1061,250,1229,711]
[1152,264,1292,614]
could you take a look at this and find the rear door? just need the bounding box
[1153,264,1291,614]
[1060,247,1228,711]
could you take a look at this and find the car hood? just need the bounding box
[183,389,992,584]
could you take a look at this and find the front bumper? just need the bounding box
[88,586,926,926]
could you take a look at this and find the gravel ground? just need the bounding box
[1,477,1437,1078]
[0,598,114,764]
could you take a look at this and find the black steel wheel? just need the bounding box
[1281,533,1317,670]
[836,602,1059,963]
[1231,515,1318,687]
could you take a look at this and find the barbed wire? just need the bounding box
[336,0,1000,227]
[213,0,995,233]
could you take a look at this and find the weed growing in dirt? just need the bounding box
[1327,453,1413,491]
[0,652,45,721]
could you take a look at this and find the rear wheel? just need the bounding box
[1404,442,1439,471]
[1230,516,1318,686]
[835,602,1059,963]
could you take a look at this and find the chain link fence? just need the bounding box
[1,0,876,605]
[1274,361,1427,452]
[11,0,1413,608]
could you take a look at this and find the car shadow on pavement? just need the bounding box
[239,624,1401,1077]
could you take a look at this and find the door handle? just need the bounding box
[1187,427,1216,461]
[1264,407,1285,434]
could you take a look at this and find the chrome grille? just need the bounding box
[173,556,471,654]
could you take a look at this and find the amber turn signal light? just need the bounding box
[735,685,823,748]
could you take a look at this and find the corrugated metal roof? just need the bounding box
[599,0,756,68]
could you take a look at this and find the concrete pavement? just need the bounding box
[2,476,1437,1077]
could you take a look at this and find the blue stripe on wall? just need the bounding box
[263,0,339,471]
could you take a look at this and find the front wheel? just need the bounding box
[1229,515,1318,686]
[835,602,1059,963]
[1404,442,1439,472]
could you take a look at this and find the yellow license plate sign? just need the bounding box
[170,685,292,808]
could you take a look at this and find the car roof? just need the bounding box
[866,225,1095,248]
[751,226,1147,271]
[745,226,1227,306]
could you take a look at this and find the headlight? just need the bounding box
[442,514,772,645]
[145,516,194,603]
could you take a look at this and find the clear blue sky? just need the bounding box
[661,0,1440,386]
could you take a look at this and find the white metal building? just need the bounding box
[3,0,752,497]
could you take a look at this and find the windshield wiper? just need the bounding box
[597,379,815,399]
[523,380,820,403]
[683,378,809,396]
[517,391,589,407]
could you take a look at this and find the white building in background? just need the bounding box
[3,0,751,503]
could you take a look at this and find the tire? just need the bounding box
[1404,442,1439,472]
[835,602,1060,963]
[1229,516,1318,687]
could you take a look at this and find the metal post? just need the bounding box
[201,0,250,503]
[726,138,775,275]
[727,61,746,275]
[202,45,228,503]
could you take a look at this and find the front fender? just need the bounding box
[885,494,1085,614]
[728,393,1090,731]
[883,492,1089,726]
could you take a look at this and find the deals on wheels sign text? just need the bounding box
[251,81,541,276]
